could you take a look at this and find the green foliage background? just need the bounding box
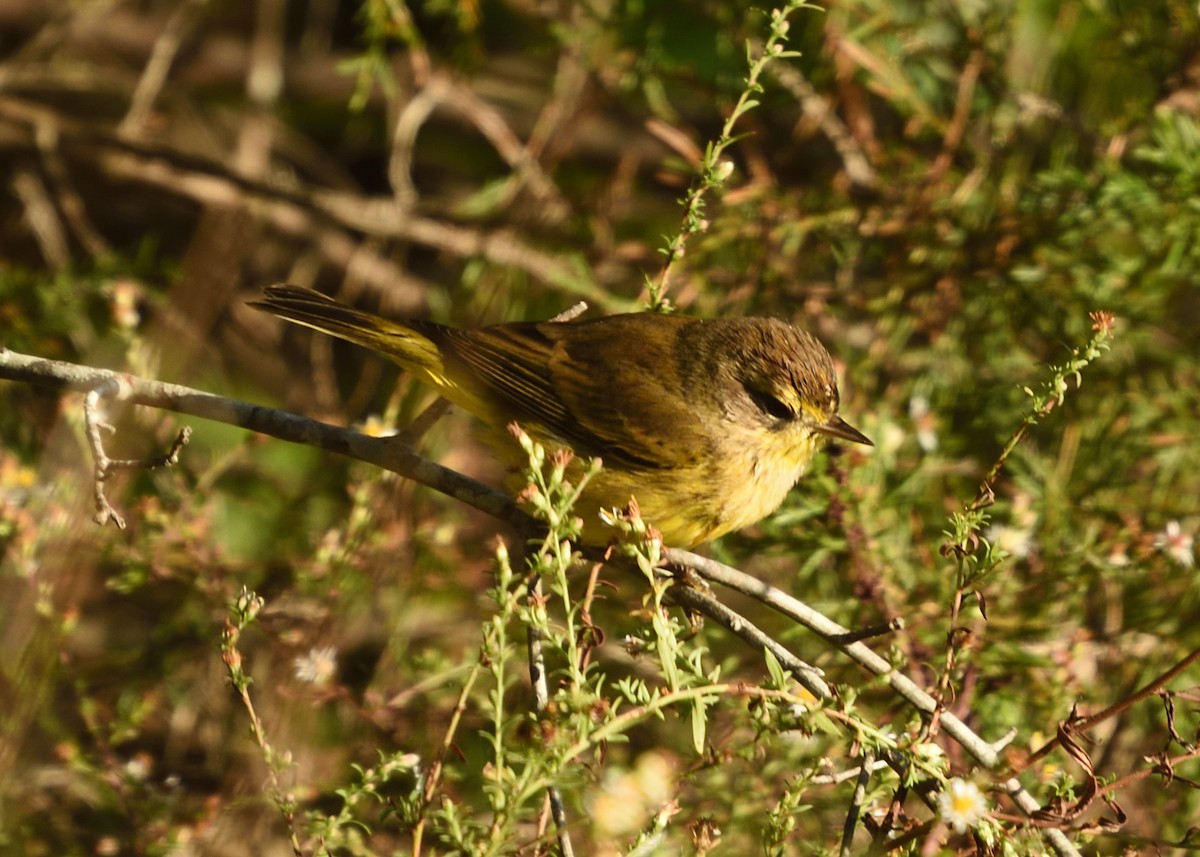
[1,1,1198,854]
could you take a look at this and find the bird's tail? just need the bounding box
[249,285,447,381]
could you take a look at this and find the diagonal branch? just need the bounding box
[0,347,527,535]
[665,547,1082,857]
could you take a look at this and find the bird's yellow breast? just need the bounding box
[520,425,826,547]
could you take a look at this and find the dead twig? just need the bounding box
[119,0,211,139]
[83,375,192,529]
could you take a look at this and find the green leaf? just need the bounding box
[764,647,787,689]
[691,696,707,754]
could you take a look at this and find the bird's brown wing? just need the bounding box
[424,313,706,470]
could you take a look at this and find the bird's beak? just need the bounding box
[814,415,873,446]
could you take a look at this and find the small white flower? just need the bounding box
[986,523,1032,560]
[913,741,947,768]
[123,754,152,782]
[293,645,339,686]
[1154,521,1194,568]
[108,279,142,330]
[938,777,988,833]
[986,493,1037,560]
[908,396,938,453]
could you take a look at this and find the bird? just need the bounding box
[250,285,871,546]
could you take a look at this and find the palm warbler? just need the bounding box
[250,285,870,546]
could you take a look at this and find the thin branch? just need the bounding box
[389,74,571,220]
[83,375,192,528]
[394,398,453,447]
[119,0,211,139]
[1019,646,1200,776]
[222,589,303,856]
[827,618,904,645]
[438,77,571,221]
[664,547,1082,857]
[11,161,69,268]
[664,577,830,700]
[0,348,528,535]
[927,48,984,184]
[840,748,874,856]
[811,758,891,787]
[525,0,592,162]
[41,162,110,259]
[412,659,486,857]
[765,58,876,190]
[389,76,448,208]
[235,0,286,176]
[527,577,576,857]
[0,1,120,91]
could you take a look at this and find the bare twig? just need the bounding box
[0,0,120,91]
[927,48,984,184]
[526,0,593,163]
[840,747,874,856]
[11,161,69,269]
[83,376,192,529]
[119,0,211,139]
[827,617,904,645]
[0,348,527,534]
[389,77,449,208]
[765,58,877,190]
[34,142,110,258]
[527,577,576,857]
[551,302,589,323]
[1019,646,1200,776]
[989,727,1019,756]
[811,758,890,787]
[389,75,570,220]
[664,577,830,700]
[394,398,453,447]
[237,0,286,175]
[438,78,571,221]
[664,547,1082,857]
[412,659,485,856]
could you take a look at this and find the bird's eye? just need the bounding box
[745,384,794,421]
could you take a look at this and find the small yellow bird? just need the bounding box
[250,285,870,546]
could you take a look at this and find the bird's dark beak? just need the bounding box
[814,415,873,446]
